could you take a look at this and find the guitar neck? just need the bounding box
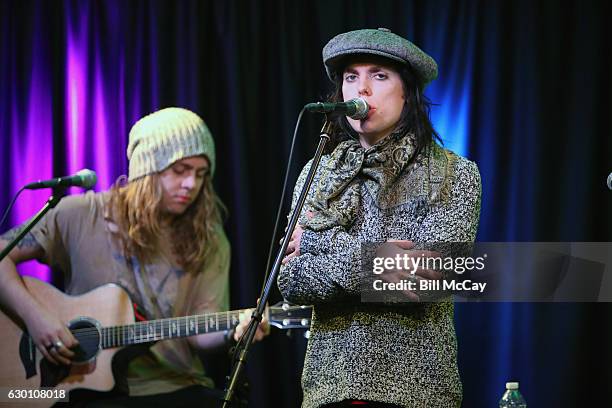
[99,308,250,349]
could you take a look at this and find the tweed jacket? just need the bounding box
[278,142,481,408]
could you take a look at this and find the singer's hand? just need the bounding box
[377,240,443,302]
[281,211,314,264]
[282,225,304,264]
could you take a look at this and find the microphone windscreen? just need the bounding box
[76,169,97,188]
[348,98,369,120]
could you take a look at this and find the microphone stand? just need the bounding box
[0,195,62,262]
[222,118,332,407]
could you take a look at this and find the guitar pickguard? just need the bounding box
[18,332,37,379]
[39,358,70,388]
[18,331,70,387]
[17,328,94,388]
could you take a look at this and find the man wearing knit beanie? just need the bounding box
[125,107,218,218]
[0,107,268,406]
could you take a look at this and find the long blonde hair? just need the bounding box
[108,173,225,274]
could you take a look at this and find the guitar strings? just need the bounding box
[59,315,263,344]
[52,309,305,345]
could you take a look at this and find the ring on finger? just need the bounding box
[54,340,64,349]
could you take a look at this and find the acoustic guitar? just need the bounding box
[0,276,311,407]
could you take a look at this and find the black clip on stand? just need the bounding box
[222,118,332,407]
[0,195,63,262]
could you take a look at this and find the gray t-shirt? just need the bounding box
[30,191,230,395]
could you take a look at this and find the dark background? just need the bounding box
[1,0,611,407]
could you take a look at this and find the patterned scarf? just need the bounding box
[303,131,417,231]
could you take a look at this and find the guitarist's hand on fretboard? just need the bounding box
[233,307,271,343]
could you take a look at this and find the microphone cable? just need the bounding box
[230,107,307,355]
[0,187,25,229]
[258,107,306,301]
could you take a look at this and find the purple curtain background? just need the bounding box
[1,1,156,279]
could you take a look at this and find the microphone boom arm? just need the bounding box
[0,195,63,262]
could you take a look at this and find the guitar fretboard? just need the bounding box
[99,309,247,349]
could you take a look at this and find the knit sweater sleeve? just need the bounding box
[277,160,366,305]
[277,155,482,305]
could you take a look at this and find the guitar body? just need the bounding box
[0,276,312,407]
[0,277,136,407]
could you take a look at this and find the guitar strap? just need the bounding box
[139,264,199,374]
[105,206,166,322]
[132,302,148,322]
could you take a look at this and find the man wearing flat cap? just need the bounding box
[279,28,481,407]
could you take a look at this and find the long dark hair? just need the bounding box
[324,56,442,159]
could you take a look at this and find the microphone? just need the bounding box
[608,172,612,190]
[24,169,97,190]
[304,98,370,120]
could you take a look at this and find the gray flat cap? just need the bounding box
[323,28,438,87]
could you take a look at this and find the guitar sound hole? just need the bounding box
[69,319,101,363]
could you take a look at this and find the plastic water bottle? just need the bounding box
[498,382,527,407]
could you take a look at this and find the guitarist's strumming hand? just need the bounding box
[23,306,79,366]
[0,232,79,366]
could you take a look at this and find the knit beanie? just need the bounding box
[127,107,216,181]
